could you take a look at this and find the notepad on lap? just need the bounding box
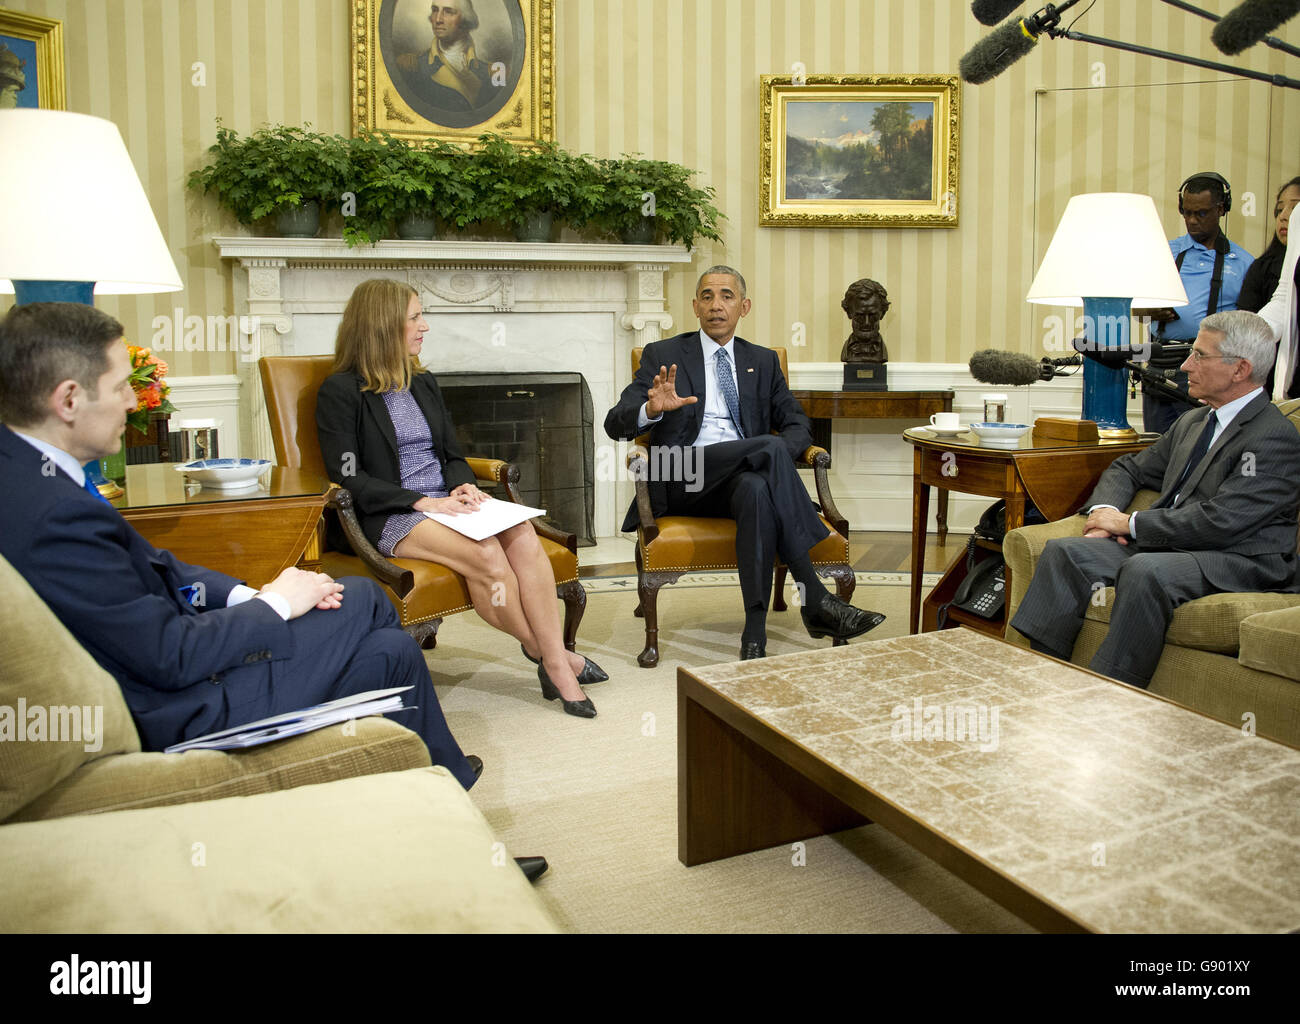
[424,496,546,541]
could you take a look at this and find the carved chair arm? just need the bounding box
[466,456,576,553]
[799,444,849,538]
[326,487,414,597]
[625,439,659,545]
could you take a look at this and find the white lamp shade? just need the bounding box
[0,109,182,294]
[1026,193,1187,308]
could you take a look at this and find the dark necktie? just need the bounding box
[714,348,746,438]
[1154,410,1217,508]
[82,472,113,505]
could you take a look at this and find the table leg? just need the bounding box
[910,448,930,635]
[678,687,867,867]
[936,491,949,543]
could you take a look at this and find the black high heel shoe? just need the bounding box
[521,644,609,685]
[537,664,597,719]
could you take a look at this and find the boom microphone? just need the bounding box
[960,16,1043,83]
[972,0,1026,26]
[1212,0,1300,54]
[969,350,1053,385]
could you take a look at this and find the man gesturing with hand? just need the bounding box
[0,303,478,788]
[605,266,886,660]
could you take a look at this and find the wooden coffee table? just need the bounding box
[678,630,1300,933]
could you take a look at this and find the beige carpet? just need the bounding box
[424,574,1034,934]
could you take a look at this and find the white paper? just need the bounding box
[424,496,546,541]
[164,686,413,753]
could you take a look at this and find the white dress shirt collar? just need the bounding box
[9,428,88,486]
[1209,387,1263,439]
[698,330,736,362]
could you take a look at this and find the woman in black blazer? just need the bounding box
[1240,177,1300,314]
[315,279,605,718]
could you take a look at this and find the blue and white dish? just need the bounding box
[969,422,1030,446]
[175,458,271,490]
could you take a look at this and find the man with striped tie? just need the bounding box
[1010,310,1300,688]
[604,266,885,660]
[0,302,479,787]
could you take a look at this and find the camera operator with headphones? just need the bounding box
[1140,172,1255,434]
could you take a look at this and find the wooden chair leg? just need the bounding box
[637,575,661,668]
[773,564,789,612]
[823,564,857,603]
[558,579,586,652]
[407,618,442,651]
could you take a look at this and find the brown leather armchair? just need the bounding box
[259,355,585,650]
[626,346,855,666]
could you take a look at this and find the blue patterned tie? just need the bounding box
[714,348,746,439]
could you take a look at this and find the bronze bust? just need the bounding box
[839,279,890,364]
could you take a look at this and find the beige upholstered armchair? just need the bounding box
[1003,398,1300,747]
[625,346,855,667]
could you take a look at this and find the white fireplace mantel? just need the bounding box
[216,237,694,537]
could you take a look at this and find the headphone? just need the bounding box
[1178,171,1232,214]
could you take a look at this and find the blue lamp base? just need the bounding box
[1080,296,1138,439]
[12,280,96,305]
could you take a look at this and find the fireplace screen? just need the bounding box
[437,372,595,546]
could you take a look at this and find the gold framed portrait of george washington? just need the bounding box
[351,0,553,146]
[760,74,960,228]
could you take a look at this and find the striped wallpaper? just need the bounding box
[6,0,1299,374]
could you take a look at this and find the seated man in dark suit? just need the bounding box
[604,265,885,660]
[0,302,480,789]
[1011,310,1300,687]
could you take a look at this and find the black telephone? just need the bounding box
[951,555,1006,618]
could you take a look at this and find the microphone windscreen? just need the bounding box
[969,350,1044,386]
[972,0,1025,26]
[959,18,1040,84]
[1211,0,1300,54]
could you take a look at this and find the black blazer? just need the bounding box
[603,332,814,527]
[0,425,291,750]
[316,371,476,550]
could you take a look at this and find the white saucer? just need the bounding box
[924,427,968,437]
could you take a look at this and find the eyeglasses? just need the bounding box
[1189,348,1240,363]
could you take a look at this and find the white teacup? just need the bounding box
[929,412,961,431]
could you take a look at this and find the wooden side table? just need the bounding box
[114,465,333,588]
[902,428,1151,636]
[793,388,955,539]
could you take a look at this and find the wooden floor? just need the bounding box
[580,530,963,578]
[847,529,963,575]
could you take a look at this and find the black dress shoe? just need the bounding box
[801,595,886,641]
[739,641,767,660]
[521,644,609,685]
[466,754,484,781]
[514,856,549,883]
[538,665,597,718]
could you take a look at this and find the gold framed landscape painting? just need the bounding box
[0,7,65,110]
[760,74,960,228]
[351,0,553,146]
